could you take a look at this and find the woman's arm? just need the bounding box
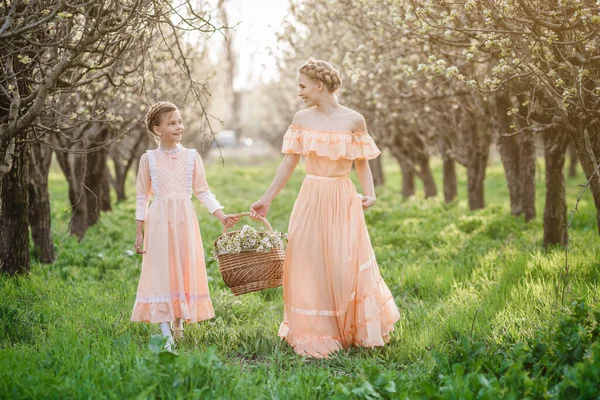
[352,113,376,209]
[250,154,300,217]
[355,159,376,209]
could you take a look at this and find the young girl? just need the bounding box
[132,101,239,351]
[251,58,400,358]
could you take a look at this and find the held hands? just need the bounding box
[214,210,241,228]
[361,195,376,210]
[250,199,270,219]
[134,233,145,254]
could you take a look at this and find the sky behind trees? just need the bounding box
[204,0,290,90]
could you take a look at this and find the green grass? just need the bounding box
[1,153,599,399]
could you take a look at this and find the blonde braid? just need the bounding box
[145,101,177,143]
[299,58,342,92]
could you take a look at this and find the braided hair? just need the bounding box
[298,58,342,93]
[145,101,177,143]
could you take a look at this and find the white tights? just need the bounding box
[159,322,175,351]
[158,319,183,351]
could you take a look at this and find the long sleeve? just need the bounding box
[135,153,151,221]
[193,150,223,214]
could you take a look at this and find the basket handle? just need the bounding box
[223,212,273,233]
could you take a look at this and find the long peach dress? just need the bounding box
[278,125,400,358]
[131,144,217,324]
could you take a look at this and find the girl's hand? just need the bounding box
[361,195,376,210]
[214,210,240,228]
[135,233,145,254]
[250,199,270,219]
[221,214,240,228]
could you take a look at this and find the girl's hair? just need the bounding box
[145,101,177,143]
[298,58,342,93]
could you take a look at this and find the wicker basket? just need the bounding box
[214,212,285,296]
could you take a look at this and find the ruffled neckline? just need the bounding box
[282,126,380,161]
[158,143,184,155]
[289,125,368,136]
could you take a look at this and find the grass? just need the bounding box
[1,153,599,399]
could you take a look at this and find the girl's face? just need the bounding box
[297,73,322,107]
[154,109,184,146]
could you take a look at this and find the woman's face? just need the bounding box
[154,109,184,145]
[297,73,322,107]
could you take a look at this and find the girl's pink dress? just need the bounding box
[131,145,216,324]
[278,125,400,358]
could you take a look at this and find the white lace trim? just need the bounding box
[196,191,223,214]
[359,255,377,272]
[291,293,356,317]
[186,149,195,196]
[135,293,211,304]
[158,144,183,155]
[291,307,341,317]
[135,195,150,221]
[147,150,159,197]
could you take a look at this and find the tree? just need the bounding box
[410,0,600,238]
[0,0,224,274]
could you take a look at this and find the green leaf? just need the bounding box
[158,350,178,365]
[148,334,164,355]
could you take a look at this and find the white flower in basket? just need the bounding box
[213,224,287,258]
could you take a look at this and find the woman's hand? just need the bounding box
[250,199,270,218]
[361,195,376,210]
[134,233,145,254]
[222,214,241,228]
[214,210,240,228]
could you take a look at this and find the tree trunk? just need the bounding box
[397,157,415,198]
[519,131,537,222]
[0,138,30,275]
[55,149,88,239]
[496,93,521,215]
[55,125,112,239]
[112,150,127,202]
[415,156,437,198]
[111,129,146,202]
[465,123,490,211]
[369,156,385,187]
[85,146,111,228]
[543,128,568,246]
[460,97,492,211]
[28,140,55,263]
[568,123,600,235]
[220,0,242,142]
[467,148,487,210]
[568,141,578,178]
[496,134,522,216]
[438,136,457,203]
[100,162,111,212]
[442,156,457,203]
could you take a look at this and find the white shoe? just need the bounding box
[164,336,175,352]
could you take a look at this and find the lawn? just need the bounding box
[1,153,599,399]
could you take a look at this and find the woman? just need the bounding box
[251,58,400,358]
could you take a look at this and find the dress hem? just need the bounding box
[131,298,215,324]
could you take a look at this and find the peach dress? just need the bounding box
[278,125,400,358]
[131,144,217,324]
